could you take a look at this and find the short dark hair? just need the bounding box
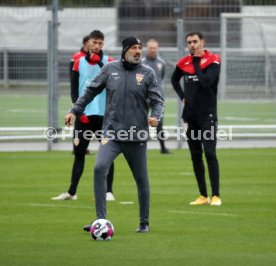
[186,32,204,40]
[89,30,104,40]
[82,35,90,45]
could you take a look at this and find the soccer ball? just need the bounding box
[90,219,114,241]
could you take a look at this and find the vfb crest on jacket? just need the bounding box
[136,73,144,85]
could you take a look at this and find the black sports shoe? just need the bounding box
[83,224,91,232]
[136,223,150,233]
[161,148,171,154]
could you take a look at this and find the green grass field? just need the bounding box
[1,94,276,127]
[1,149,276,266]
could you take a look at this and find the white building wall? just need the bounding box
[241,6,276,50]
[0,7,117,50]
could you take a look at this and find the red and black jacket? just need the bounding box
[171,50,221,122]
[70,48,88,76]
[69,48,88,100]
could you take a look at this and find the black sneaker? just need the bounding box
[161,148,171,154]
[83,224,91,232]
[136,223,150,233]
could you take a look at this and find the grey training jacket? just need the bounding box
[71,60,164,142]
[142,55,166,98]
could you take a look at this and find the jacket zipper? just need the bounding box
[123,70,128,126]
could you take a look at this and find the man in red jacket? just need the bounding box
[69,35,91,86]
[52,30,115,201]
[171,32,222,206]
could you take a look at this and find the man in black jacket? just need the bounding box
[52,30,115,201]
[171,32,222,206]
[65,36,164,232]
[69,35,90,88]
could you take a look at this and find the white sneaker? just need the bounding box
[51,192,77,200]
[106,192,115,201]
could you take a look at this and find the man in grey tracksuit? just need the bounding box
[142,38,170,154]
[65,36,164,233]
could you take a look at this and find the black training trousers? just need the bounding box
[68,115,114,196]
[185,120,220,197]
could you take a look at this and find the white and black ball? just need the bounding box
[90,219,114,241]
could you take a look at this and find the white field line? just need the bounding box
[27,204,237,217]
[28,203,92,209]
[180,172,194,176]
[222,116,259,121]
[27,202,134,208]
[9,109,46,113]
[119,201,134,204]
[168,210,238,217]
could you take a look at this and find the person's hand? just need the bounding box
[65,113,75,127]
[194,47,204,58]
[183,122,188,133]
[148,117,158,127]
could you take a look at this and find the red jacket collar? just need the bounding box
[177,50,220,74]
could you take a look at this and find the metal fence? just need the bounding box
[0,0,276,147]
[220,13,276,99]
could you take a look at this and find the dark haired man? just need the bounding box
[171,32,222,206]
[52,30,115,201]
[69,35,91,84]
[65,36,164,232]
